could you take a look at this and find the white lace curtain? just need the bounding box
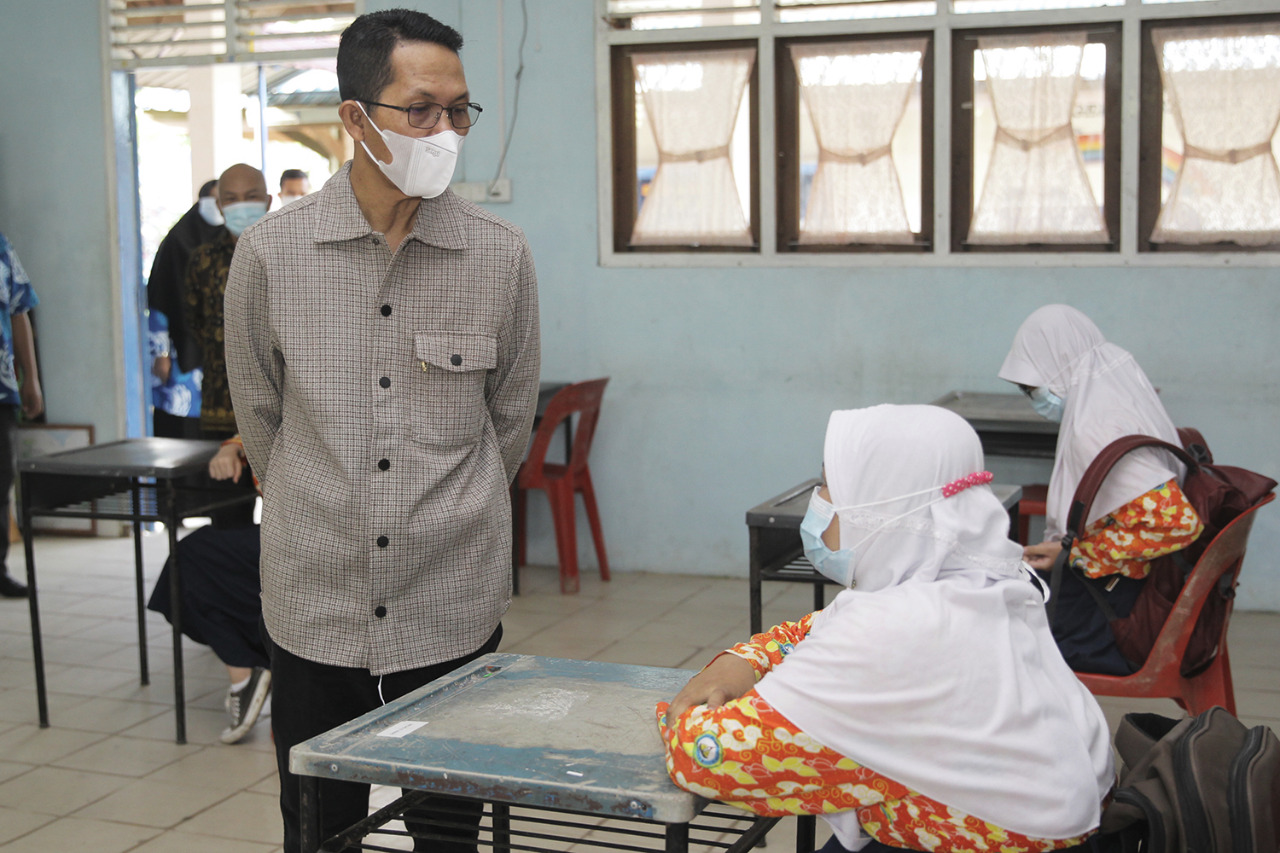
[1150,23,1280,246]
[969,33,1107,245]
[790,39,925,245]
[630,48,756,247]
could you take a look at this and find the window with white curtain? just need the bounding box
[1147,21,1280,248]
[612,44,758,250]
[787,39,927,247]
[953,26,1118,252]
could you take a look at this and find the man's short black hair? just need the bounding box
[198,179,218,198]
[337,9,464,103]
[280,168,308,186]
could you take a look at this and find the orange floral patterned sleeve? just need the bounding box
[655,619,1096,852]
[1071,478,1203,579]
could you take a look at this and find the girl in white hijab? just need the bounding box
[657,405,1113,853]
[999,305,1202,674]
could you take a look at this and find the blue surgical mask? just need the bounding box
[1029,386,1065,422]
[799,489,857,589]
[222,201,269,236]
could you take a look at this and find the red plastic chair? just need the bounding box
[1075,492,1274,717]
[1016,483,1048,545]
[512,378,611,594]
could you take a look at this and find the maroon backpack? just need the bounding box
[1056,433,1275,675]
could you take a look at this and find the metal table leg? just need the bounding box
[665,820,689,853]
[20,473,48,728]
[299,775,321,853]
[164,479,187,743]
[132,481,149,685]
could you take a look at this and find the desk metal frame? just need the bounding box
[19,437,257,743]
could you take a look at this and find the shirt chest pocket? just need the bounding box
[411,332,497,446]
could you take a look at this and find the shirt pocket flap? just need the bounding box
[414,332,497,373]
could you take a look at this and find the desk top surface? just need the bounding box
[931,390,1059,435]
[290,654,702,823]
[18,437,225,478]
[747,479,1021,528]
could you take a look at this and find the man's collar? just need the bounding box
[313,162,468,251]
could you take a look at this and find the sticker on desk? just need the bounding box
[377,720,429,738]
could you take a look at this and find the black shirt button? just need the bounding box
[379,376,390,388]
[378,458,390,471]
[450,354,462,366]
[374,605,387,618]
[380,304,391,316]
[377,535,389,548]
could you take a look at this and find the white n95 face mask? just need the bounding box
[358,104,463,199]
[197,196,224,226]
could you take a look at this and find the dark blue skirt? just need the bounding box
[147,524,268,670]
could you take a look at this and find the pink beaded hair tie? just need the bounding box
[940,471,994,498]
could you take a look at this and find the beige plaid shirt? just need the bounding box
[224,163,539,674]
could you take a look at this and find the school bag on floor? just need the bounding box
[1101,707,1280,853]
[1052,434,1276,674]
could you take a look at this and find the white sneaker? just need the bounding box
[221,667,271,744]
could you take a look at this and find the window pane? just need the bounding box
[776,1,937,22]
[1149,22,1280,246]
[968,34,1109,245]
[629,48,756,247]
[955,0,1121,10]
[607,0,760,30]
[791,39,926,244]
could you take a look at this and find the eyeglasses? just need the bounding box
[361,99,482,130]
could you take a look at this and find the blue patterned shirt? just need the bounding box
[0,231,40,408]
[148,309,203,417]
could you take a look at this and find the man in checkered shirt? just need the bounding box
[224,10,539,851]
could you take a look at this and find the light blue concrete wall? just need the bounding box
[0,0,125,438]
[1,1,1276,610]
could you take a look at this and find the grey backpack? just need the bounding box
[1101,707,1280,852]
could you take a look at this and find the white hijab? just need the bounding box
[754,405,1113,850]
[999,304,1183,538]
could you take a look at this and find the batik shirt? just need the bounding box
[0,230,39,408]
[658,617,1096,853]
[184,228,237,433]
[1071,478,1202,579]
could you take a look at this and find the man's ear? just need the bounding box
[338,100,368,143]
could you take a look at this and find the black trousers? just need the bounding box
[263,620,504,853]
[0,406,16,577]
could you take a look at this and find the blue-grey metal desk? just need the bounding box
[19,437,259,743]
[746,480,1023,635]
[292,654,801,853]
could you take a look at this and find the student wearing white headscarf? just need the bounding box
[999,305,1202,674]
[657,405,1113,853]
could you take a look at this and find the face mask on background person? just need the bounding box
[1029,386,1065,422]
[222,201,268,237]
[197,196,224,226]
[278,194,304,207]
[358,104,463,199]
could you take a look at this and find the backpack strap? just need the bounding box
[1046,435,1197,631]
[1065,435,1199,538]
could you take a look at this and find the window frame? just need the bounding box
[950,22,1122,253]
[775,32,935,253]
[610,40,762,253]
[1137,11,1280,254]
[595,0,1280,268]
